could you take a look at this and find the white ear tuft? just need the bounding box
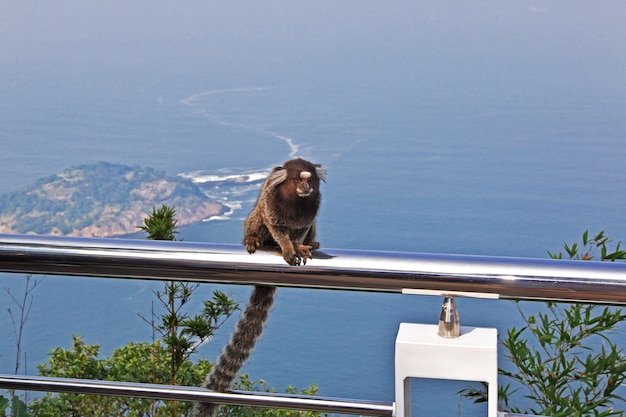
[315,166,327,182]
[265,167,287,189]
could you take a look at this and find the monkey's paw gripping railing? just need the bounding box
[2,234,626,416]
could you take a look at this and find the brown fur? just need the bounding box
[192,159,325,417]
[192,285,276,417]
[243,158,325,266]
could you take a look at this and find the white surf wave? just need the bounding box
[203,200,242,222]
[273,134,299,158]
[179,86,304,160]
[178,168,269,222]
[179,169,270,185]
[180,86,272,106]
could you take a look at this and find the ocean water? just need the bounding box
[1,76,625,416]
[1,2,626,415]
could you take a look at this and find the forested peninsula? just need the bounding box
[0,162,224,237]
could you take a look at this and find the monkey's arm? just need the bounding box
[243,205,268,253]
[264,223,302,265]
[271,223,320,266]
[303,223,320,249]
[292,224,319,264]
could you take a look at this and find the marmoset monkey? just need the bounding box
[192,158,325,417]
[244,157,326,265]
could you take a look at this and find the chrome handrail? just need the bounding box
[1,233,624,415]
[1,233,625,303]
[0,374,394,416]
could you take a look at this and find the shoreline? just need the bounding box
[0,201,224,238]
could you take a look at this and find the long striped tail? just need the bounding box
[192,285,276,417]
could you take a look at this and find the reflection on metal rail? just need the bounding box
[0,374,394,416]
[1,233,622,416]
[1,233,626,303]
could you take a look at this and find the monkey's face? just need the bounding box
[295,171,316,198]
[269,158,324,202]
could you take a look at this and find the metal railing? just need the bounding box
[1,233,626,303]
[0,374,393,416]
[1,233,626,415]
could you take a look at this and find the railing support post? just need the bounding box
[394,323,498,417]
[438,296,461,338]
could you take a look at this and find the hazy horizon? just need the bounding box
[1,3,626,415]
[3,2,624,84]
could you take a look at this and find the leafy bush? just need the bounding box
[29,336,210,417]
[461,230,626,417]
[26,205,326,417]
[218,375,326,417]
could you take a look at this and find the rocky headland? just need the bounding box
[0,162,224,237]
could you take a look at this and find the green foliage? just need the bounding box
[547,230,626,262]
[218,375,327,417]
[460,230,626,417]
[27,204,324,416]
[29,336,210,417]
[0,396,7,416]
[149,283,239,386]
[0,394,29,417]
[29,336,324,417]
[0,396,8,414]
[138,204,179,241]
[499,303,626,416]
[137,205,239,386]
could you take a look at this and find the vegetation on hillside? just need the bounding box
[0,162,222,236]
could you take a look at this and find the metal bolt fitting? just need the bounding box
[438,296,460,338]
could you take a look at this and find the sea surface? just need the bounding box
[1,76,625,416]
[1,3,626,415]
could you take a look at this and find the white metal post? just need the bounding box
[395,323,498,417]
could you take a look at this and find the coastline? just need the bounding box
[72,200,224,237]
[0,200,224,238]
[0,162,229,238]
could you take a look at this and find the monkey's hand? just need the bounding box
[296,244,315,265]
[279,245,312,266]
[281,246,300,266]
[245,236,261,254]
